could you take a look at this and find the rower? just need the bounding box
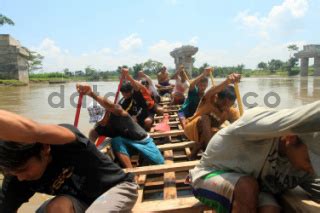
[78,82,164,168]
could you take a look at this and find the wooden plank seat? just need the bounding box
[280,187,320,213]
[155,114,178,120]
[150,129,184,138]
[124,161,214,213]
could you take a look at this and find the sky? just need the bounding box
[1,0,319,72]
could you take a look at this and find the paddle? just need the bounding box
[74,93,83,127]
[154,113,171,132]
[95,74,125,147]
[234,82,244,116]
[209,68,215,86]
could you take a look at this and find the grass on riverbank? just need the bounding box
[0,79,27,86]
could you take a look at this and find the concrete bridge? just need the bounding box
[295,45,320,76]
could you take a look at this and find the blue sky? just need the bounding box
[1,0,319,71]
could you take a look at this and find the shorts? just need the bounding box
[36,195,88,213]
[178,111,186,120]
[191,170,280,213]
[37,181,138,213]
[159,81,170,86]
[111,136,164,165]
[184,116,201,142]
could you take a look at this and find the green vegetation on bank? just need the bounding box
[0,79,27,86]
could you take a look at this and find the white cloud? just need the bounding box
[235,0,309,39]
[32,36,305,71]
[119,33,142,52]
[189,36,199,45]
[148,40,183,66]
[194,41,306,69]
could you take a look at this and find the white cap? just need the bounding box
[87,102,106,123]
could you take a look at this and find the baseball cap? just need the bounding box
[87,102,106,123]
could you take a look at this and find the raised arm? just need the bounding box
[203,73,241,101]
[0,110,76,144]
[76,83,124,116]
[138,71,154,87]
[122,68,143,91]
[189,67,211,90]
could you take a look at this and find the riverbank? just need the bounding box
[0,79,28,86]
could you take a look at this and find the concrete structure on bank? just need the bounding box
[170,45,198,75]
[0,34,30,83]
[295,45,320,76]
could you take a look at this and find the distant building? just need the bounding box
[75,70,85,76]
[0,34,30,83]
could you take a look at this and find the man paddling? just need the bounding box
[184,73,241,159]
[189,101,320,213]
[0,110,138,212]
[78,82,164,168]
[178,67,211,127]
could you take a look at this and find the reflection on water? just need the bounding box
[0,77,320,135]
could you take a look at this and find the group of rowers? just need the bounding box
[0,65,319,212]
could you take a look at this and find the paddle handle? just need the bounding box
[209,70,215,86]
[74,93,83,127]
[234,82,244,116]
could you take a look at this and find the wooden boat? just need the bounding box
[48,80,67,84]
[16,95,320,212]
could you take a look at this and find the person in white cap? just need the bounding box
[77,83,164,169]
[188,101,320,213]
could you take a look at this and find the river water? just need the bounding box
[0,77,319,212]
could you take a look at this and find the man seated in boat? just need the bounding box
[122,69,164,131]
[156,66,174,96]
[184,73,241,160]
[137,70,161,103]
[188,101,320,213]
[78,83,164,168]
[178,67,212,128]
[118,82,151,131]
[171,65,190,105]
[0,110,138,212]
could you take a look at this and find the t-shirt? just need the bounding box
[0,124,134,212]
[259,141,313,194]
[173,78,190,94]
[119,97,143,118]
[97,113,148,141]
[189,101,320,200]
[179,87,201,118]
[139,86,155,110]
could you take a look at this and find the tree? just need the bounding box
[0,14,14,26]
[285,57,299,76]
[132,63,144,78]
[143,59,163,75]
[63,68,73,76]
[236,64,245,74]
[27,51,44,73]
[268,59,284,73]
[85,66,96,76]
[257,62,268,70]
[288,44,299,58]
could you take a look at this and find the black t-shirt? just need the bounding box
[132,90,148,110]
[0,124,134,212]
[118,97,149,127]
[95,113,148,141]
